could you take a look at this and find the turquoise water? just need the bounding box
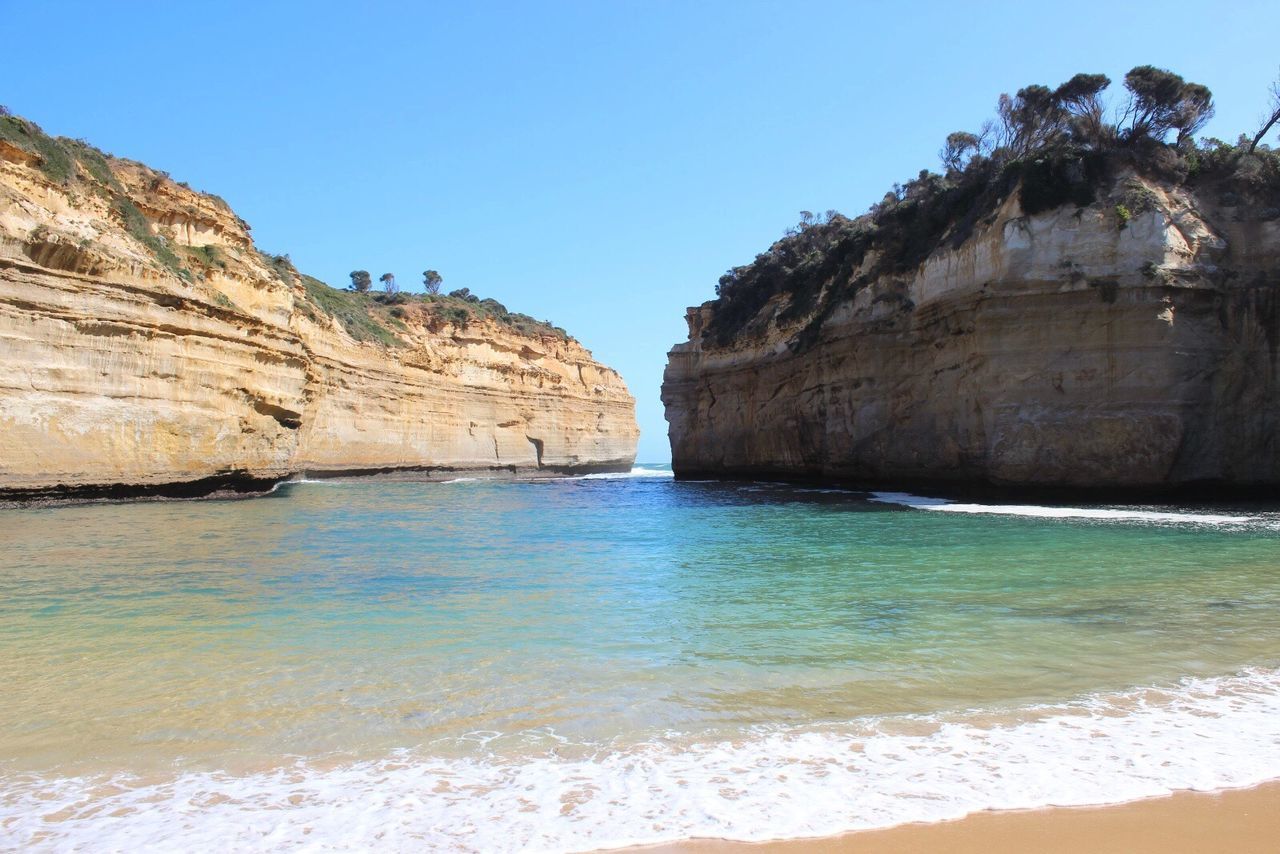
[2,468,1280,850]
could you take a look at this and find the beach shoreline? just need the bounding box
[631,780,1280,853]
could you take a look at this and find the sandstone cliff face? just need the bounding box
[663,170,1280,490]
[0,130,637,499]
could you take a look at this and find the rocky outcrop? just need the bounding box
[0,123,637,500]
[662,168,1280,492]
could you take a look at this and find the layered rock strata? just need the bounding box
[663,171,1280,491]
[0,132,637,500]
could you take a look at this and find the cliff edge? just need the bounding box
[663,69,1280,492]
[0,115,638,500]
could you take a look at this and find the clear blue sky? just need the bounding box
[6,1,1277,461]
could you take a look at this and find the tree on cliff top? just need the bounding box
[938,66,1212,172]
[940,131,982,173]
[993,84,1070,157]
[704,64,1280,353]
[1054,73,1111,146]
[349,270,372,292]
[422,269,443,294]
[1120,65,1214,146]
[379,272,397,294]
[1250,71,1280,153]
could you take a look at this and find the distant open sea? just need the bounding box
[3,466,1280,851]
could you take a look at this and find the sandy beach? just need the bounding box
[638,782,1280,853]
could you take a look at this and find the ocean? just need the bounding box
[2,466,1279,851]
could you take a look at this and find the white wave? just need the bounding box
[578,466,674,480]
[868,491,1253,525]
[4,669,1280,853]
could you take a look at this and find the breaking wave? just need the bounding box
[5,668,1279,852]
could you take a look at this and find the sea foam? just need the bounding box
[578,466,675,480]
[869,492,1257,525]
[4,668,1280,853]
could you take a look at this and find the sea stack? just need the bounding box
[0,116,638,500]
[662,148,1280,492]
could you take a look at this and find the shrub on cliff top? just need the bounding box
[0,113,198,280]
[420,291,570,340]
[1014,151,1106,215]
[0,115,76,184]
[700,65,1280,353]
[300,275,402,346]
[303,274,571,343]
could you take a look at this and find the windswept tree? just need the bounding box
[379,272,397,294]
[992,84,1075,157]
[785,210,820,237]
[940,131,982,172]
[1120,65,1214,145]
[1249,71,1280,153]
[349,270,372,292]
[422,269,443,294]
[1054,73,1111,146]
[943,72,1113,171]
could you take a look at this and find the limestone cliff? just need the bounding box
[0,118,637,500]
[663,154,1280,492]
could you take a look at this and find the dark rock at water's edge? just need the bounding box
[0,461,636,508]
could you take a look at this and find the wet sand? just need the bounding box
[637,781,1280,853]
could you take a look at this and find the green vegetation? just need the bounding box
[349,270,372,292]
[1,114,194,279]
[704,65,1280,351]
[4,107,578,348]
[298,274,403,346]
[421,291,570,339]
[3,108,574,347]
[264,252,298,282]
[296,272,571,346]
[182,244,227,271]
[117,195,185,275]
[0,115,75,183]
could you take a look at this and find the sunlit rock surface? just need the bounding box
[0,134,637,499]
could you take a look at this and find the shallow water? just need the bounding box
[2,467,1279,850]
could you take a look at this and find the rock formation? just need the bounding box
[0,118,637,501]
[663,159,1280,492]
